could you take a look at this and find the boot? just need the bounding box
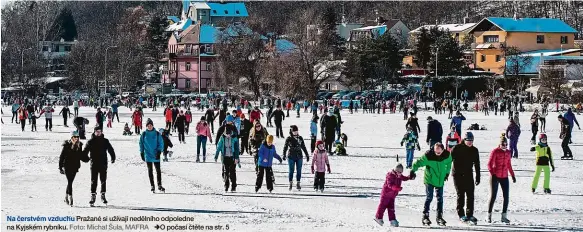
[389,219,399,227]
[289,181,293,191]
[101,193,108,204]
[422,213,431,225]
[501,213,510,223]
[64,194,70,205]
[68,194,73,206]
[296,181,301,190]
[158,185,165,193]
[151,186,155,193]
[532,188,536,193]
[487,213,492,223]
[89,193,96,206]
[373,218,384,226]
[544,188,551,194]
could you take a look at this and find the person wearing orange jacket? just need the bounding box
[164,106,173,130]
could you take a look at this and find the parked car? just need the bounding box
[331,90,351,100]
[343,91,362,100]
[319,92,335,100]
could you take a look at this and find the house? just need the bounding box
[306,23,364,43]
[409,23,476,46]
[469,17,578,75]
[185,1,248,24]
[39,39,77,73]
[349,18,410,46]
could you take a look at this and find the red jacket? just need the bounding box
[164,109,172,122]
[381,170,411,199]
[488,147,515,179]
[132,111,142,126]
[250,110,261,123]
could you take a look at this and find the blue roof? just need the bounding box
[200,24,219,44]
[167,16,180,23]
[207,2,249,17]
[506,55,583,74]
[183,0,190,13]
[275,39,296,54]
[487,17,577,33]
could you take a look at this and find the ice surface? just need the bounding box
[2,106,582,231]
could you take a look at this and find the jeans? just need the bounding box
[90,168,107,193]
[509,139,518,157]
[453,174,475,217]
[406,149,415,167]
[288,158,303,182]
[74,107,79,117]
[146,162,162,187]
[65,170,77,195]
[423,184,444,215]
[197,135,207,158]
[488,175,509,213]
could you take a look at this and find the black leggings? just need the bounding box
[540,118,546,131]
[90,168,107,194]
[45,118,53,130]
[562,134,572,157]
[147,162,162,187]
[531,127,538,142]
[65,170,77,195]
[178,130,185,142]
[20,119,26,131]
[12,111,17,123]
[488,176,509,214]
[255,166,274,191]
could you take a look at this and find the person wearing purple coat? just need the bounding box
[374,163,413,227]
[506,118,521,158]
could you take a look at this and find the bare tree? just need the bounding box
[539,64,567,99]
[502,46,533,91]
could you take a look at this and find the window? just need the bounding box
[201,61,208,71]
[212,10,217,14]
[170,62,176,70]
[561,36,568,44]
[483,35,499,43]
[186,79,191,89]
[42,46,49,52]
[206,62,212,71]
[236,10,240,14]
[64,45,71,52]
[496,55,501,62]
[185,62,191,71]
[206,44,213,54]
[480,54,486,62]
[224,10,228,14]
[185,44,192,54]
[53,45,60,52]
[537,35,545,44]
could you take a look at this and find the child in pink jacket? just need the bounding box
[374,163,413,227]
[311,140,330,192]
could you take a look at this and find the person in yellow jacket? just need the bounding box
[530,133,555,194]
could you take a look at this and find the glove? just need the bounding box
[400,142,403,147]
[409,171,416,180]
[306,156,310,162]
[59,168,65,175]
[140,152,145,161]
[511,176,516,183]
[475,175,480,186]
[155,151,161,160]
[283,156,287,161]
[111,159,115,164]
[552,166,555,172]
[444,173,449,181]
[328,169,331,174]
[311,167,315,174]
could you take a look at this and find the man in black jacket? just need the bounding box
[239,114,253,155]
[426,116,443,147]
[406,112,421,138]
[218,108,227,127]
[320,109,338,153]
[59,105,73,127]
[272,106,285,138]
[82,126,116,206]
[205,107,216,133]
[450,132,480,224]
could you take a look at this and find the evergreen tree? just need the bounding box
[319,7,345,59]
[413,27,431,69]
[430,30,466,76]
[146,14,170,59]
[46,7,77,41]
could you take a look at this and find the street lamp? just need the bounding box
[20,47,34,84]
[104,46,117,95]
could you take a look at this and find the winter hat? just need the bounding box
[539,133,548,141]
[463,132,474,141]
[266,135,274,144]
[315,140,324,148]
[240,114,246,119]
[146,118,154,127]
[71,131,80,137]
[290,125,298,132]
[226,115,235,122]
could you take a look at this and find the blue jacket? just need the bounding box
[257,142,282,167]
[563,109,579,127]
[233,117,241,134]
[11,103,19,112]
[215,136,240,161]
[139,129,164,162]
[427,120,443,142]
[310,121,318,136]
[111,103,119,112]
[450,115,466,129]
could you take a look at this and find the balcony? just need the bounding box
[473,42,505,50]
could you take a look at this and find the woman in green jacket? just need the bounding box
[410,142,452,226]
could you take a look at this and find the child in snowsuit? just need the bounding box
[530,133,554,194]
[123,123,133,135]
[335,140,347,156]
[311,140,330,192]
[446,126,461,152]
[255,135,282,193]
[401,126,421,168]
[374,163,412,227]
[160,128,173,162]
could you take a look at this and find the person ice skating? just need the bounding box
[40,103,55,131]
[539,109,548,133]
[530,134,554,194]
[215,127,240,192]
[17,106,28,132]
[59,131,89,206]
[105,108,113,128]
[406,113,421,138]
[506,118,521,158]
[445,126,461,152]
[249,121,269,172]
[310,115,319,153]
[266,105,274,128]
[450,132,480,224]
[283,125,310,191]
[333,107,343,140]
[426,116,443,148]
[139,119,166,193]
[530,110,540,144]
[320,109,338,153]
[73,117,89,139]
[11,101,20,124]
[164,106,173,130]
[82,126,116,206]
[409,142,452,226]
[250,106,263,124]
[59,105,73,127]
[111,101,119,123]
[196,116,213,162]
[272,105,285,138]
[132,108,143,135]
[171,105,179,132]
[450,111,466,135]
[513,111,520,128]
[487,136,516,223]
[239,114,253,155]
[374,163,412,227]
[160,127,173,162]
[558,115,573,160]
[73,99,79,117]
[335,140,347,156]
[215,115,239,145]
[311,140,331,192]
[401,126,421,169]
[255,135,282,193]
[185,109,192,135]
[563,108,580,144]
[175,111,187,144]
[94,108,104,131]
[123,123,133,135]
[29,112,39,132]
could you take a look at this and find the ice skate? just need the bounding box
[158,185,166,193]
[151,186,155,193]
[101,193,108,205]
[64,194,70,206]
[89,193,96,207]
[68,194,73,206]
[467,216,478,225]
[436,216,447,226]
[459,216,468,222]
[196,157,200,163]
[289,181,293,191]
[389,220,399,227]
[422,214,431,226]
[544,188,552,194]
[203,156,206,163]
[487,213,492,223]
[373,218,384,226]
[501,213,510,224]
[296,181,301,191]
